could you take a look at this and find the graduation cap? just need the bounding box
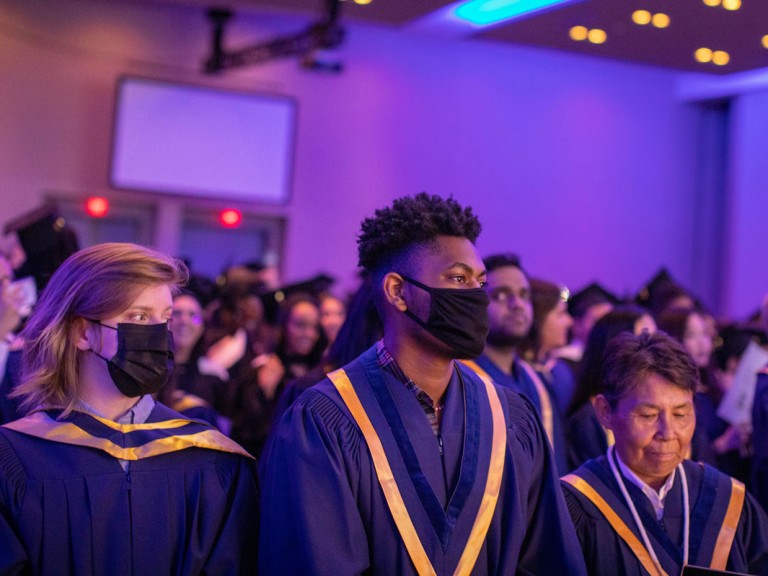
[3,203,80,292]
[635,268,694,317]
[568,282,620,319]
[260,273,336,325]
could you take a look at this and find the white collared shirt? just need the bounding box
[614,450,676,521]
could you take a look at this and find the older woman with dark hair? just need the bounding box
[562,331,768,576]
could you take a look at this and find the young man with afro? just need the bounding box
[259,193,586,575]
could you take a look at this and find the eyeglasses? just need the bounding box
[488,289,531,305]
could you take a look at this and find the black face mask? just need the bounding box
[89,321,175,398]
[400,275,490,360]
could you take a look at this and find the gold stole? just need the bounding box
[3,411,253,460]
[462,358,555,450]
[562,473,745,574]
[328,366,506,576]
[517,360,555,450]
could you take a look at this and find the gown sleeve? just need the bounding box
[258,386,370,575]
[0,433,30,575]
[734,490,768,575]
[503,389,587,575]
[202,453,260,575]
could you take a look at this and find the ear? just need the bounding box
[74,318,96,351]
[593,394,614,429]
[382,272,408,312]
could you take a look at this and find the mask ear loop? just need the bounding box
[398,276,434,331]
[82,318,116,363]
[399,275,433,294]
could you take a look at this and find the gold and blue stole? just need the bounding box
[563,459,744,574]
[329,357,506,576]
[3,409,253,460]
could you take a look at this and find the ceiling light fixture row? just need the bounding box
[631,10,670,28]
[569,26,606,44]
[702,0,741,10]
[695,47,730,65]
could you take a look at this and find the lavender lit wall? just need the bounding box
[0,0,743,314]
[725,90,768,318]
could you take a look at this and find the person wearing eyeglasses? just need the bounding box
[260,194,585,575]
[470,255,569,474]
[0,243,259,575]
[562,330,768,576]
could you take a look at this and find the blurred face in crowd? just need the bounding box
[485,266,532,348]
[285,301,321,357]
[683,312,713,368]
[319,296,346,344]
[539,298,572,355]
[170,294,205,356]
[596,373,695,491]
[239,294,264,328]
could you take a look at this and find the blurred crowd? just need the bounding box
[1,204,767,499]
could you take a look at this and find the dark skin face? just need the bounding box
[380,235,486,400]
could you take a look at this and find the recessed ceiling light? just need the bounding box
[651,13,670,28]
[722,0,741,10]
[695,47,713,63]
[712,50,730,65]
[702,0,721,6]
[569,25,588,41]
[587,28,607,44]
[354,0,372,4]
[762,35,768,49]
[632,10,651,25]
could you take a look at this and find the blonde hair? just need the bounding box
[16,243,188,413]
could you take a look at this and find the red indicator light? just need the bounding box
[85,197,109,218]
[219,208,242,228]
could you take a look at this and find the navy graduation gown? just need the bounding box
[474,354,569,475]
[565,401,608,471]
[474,354,540,410]
[0,402,259,575]
[562,455,768,576]
[260,346,586,575]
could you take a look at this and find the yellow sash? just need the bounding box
[562,474,667,576]
[711,478,745,570]
[170,391,211,413]
[328,366,506,576]
[462,359,555,450]
[517,360,555,449]
[563,473,746,574]
[3,411,253,460]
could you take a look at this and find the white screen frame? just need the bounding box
[110,77,296,204]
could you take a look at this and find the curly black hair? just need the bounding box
[357,193,481,274]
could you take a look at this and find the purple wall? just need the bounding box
[0,0,720,310]
[725,90,768,318]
